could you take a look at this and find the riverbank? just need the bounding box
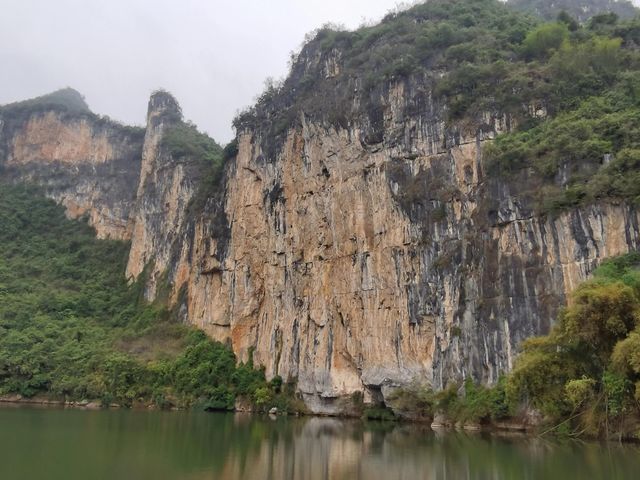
[0,394,133,410]
[5,390,640,444]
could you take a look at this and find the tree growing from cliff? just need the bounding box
[507,253,640,437]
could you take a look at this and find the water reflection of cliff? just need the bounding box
[1,408,639,479]
[206,414,634,480]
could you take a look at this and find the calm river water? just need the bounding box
[0,406,639,479]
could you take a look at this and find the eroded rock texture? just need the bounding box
[2,78,639,413]
[184,105,639,413]
[125,92,206,299]
[0,100,144,239]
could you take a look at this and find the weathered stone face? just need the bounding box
[125,92,202,299]
[179,100,640,413]
[8,112,127,167]
[210,126,437,407]
[176,76,640,412]
[0,108,143,239]
[3,82,640,414]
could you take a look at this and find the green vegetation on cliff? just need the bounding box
[484,14,640,213]
[161,122,231,214]
[507,0,638,23]
[234,0,539,137]
[233,0,640,213]
[386,377,511,425]
[506,252,640,438]
[387,252,640,439]
[0,88,91,116]
[162,122,223,168]
[0,184,295,412]
[0,88,145,139]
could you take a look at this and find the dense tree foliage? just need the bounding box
[521,22,569,58]
[387,253,640,438]
[507,253,640,437]
[0,185,293,411]
[507,0,638,23]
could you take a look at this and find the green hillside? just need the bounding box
[235,0,640,213]
[0,184,290,411]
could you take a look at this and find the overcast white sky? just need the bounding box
[0,0,403,143]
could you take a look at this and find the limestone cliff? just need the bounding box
[0,89,144,239]
[125,92,209,299]
[2,2,640,415]
[3,86,639,414]
[0,89,210,301]
[151,32,638,412]
[182,97,639,413]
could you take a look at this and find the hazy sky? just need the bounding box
[0,0,402,142]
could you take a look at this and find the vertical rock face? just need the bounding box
[0,96,144,239]
[125,92,204,299]
[2,75,639,414]
[180,80,640,412]
[219,125,438,409]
